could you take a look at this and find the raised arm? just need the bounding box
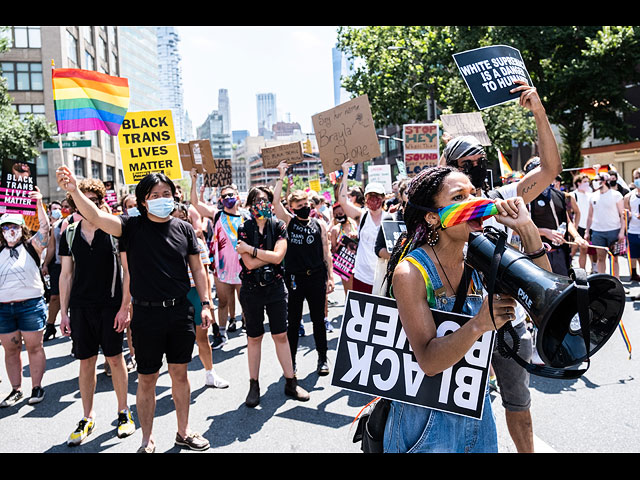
[28,187,50,257]
[273,161,293,226]
[56,166,122,237]
[189,168,217,219]
[337,160,364,222]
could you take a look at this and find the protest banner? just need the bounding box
[261,141,304,169]
[367,164,392,193]
[203,158,232,189]
[0,159,37,218]
[440,112,491,146]
[189,140,216,173]
[309,178,321,192]
[331,291,494,420]
[381,221,406,253]
[118,110,182,184]
[402,123,439,177]
[453,45,533,110]
[179,143,194,171]
[332,236,358,281]
[103,180,118,208]
[312,95,381,175]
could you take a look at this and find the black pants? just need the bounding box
[285,269,328,364]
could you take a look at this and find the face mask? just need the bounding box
[127,206,140,217]
[592,180,601,190]
[335,214,347,224]
[408,198,498,229]
[634,179,640,189]
[2,227,22,244]
[578,183,590,192]
[608,179,618,188]
[463,161,488,189]
[366,196,383,211]
[250,199,273,219]
[222,196,237,209]
[146,197,175,218]
[51,209,62,220]
[293,205,311,219]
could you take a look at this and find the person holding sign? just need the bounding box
[382,166,549,453]
[0,188,49,408]
[55,166,211,453]
[273,161,334,376]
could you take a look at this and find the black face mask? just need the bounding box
[608,180,618,188]
[463,160,488,189]
[293,205,311,219]
[335,214,347,224]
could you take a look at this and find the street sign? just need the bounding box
[42,139,92,149]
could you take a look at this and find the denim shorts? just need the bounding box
[0,297,47,334]
[591,229,620,248]
[628,233,640,259]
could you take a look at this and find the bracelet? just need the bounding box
[524,245,546,259]
[252,246,258,258]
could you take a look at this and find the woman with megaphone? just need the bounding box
[381,165,549,453]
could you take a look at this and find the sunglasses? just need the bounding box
[220,193,235,199]
[1,224,21,231]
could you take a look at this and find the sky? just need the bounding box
[177,26,342,137]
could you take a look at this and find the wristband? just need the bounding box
[252,246,258,258]
[525,246,546,259]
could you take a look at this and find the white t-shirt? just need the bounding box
[573,190,592,229]
[628,192,640,235]
[590,189,623,232]
[353,210,381,285]
[0,243,45,303]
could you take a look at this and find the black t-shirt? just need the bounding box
[528,187,568,245]
[118,215,199,302]
[58,221,123,308]
[237,217,287,285]
[284,217,325,274]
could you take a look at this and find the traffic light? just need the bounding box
[303,139,312,154]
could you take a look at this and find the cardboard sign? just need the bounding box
[453,45,533,110]
[331,291,494,420]
[261,142,304,169]
[367,164,392,193]
[202,158,232,189]
[0,159,37,217]
[179,143,194,170]
[118,110,182,184]
[403,124,439,177]
[440,112,491,146]
[189,140,216,173]
[312,95,381,175]
[332,235,358,281]
[381,221,406,253]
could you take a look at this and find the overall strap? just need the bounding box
[402,248,447,308]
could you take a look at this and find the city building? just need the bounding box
[156,26,187,142]
[0,26,127,202]
[256,92,276,138]
[332,45,354,106]
[232,130,250,146]
[197,110,232,160]
[119,26,161,112]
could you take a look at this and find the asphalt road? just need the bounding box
[0,258,638,454]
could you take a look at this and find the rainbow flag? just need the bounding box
[52,68,130,136]
[497,148,513,177]
[438,198,498,228]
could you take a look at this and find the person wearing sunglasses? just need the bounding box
[0,187,50,408]
[441,80,562,454]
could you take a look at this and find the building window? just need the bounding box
[0,62,43,91]
[110,51,118,75]
[91,161,102,179]
[85,50,94,70]
[36,153,48,176]
[8,26,41,48]
[67,31,78,65]
[99,37,107,62]
[83,26,93,46]
[106,165,115,182]
[73,155,85,178]
[16,104,46,120]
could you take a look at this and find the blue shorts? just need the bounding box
[591,229,620,248]
[628,233,640,259]
[0,297,47,334]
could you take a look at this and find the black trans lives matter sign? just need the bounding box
[453,45,533,110]
[331,291,495,420]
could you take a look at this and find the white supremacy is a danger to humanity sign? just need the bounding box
[331,291,495,420]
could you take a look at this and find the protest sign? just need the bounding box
[309,178,321,192]
[332,236,358,281]
[179,143,194,171]
[331,291,494,420]
[367,164,392,193]
[440,112,491,146]
[381,221,406,253]
[261,142,304,169]
[1,159,37,217]
[312,95,381,175]
[118,110,182,184]
[103,180,118,208]
[189,140,216,173]
[402,124,439,177]
[453,45,533,110]
[202,158,232,189]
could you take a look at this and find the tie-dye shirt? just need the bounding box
[213,211,244,284]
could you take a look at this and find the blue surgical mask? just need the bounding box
[127,206,140,217]
[634,179,640,189]
[146,197,175,218]
[50,209,62,220]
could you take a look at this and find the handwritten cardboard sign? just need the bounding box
[312,95,381,175]
[179,140,216,173]
[453,45,533,110]
[440,112,491,146]
[118,110,182,184]
[402,124,439,177]
[261,142,304,168]
[202,158,232,189]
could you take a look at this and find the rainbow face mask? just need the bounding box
[409,198,498,229]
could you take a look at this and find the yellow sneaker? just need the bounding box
[117,409,135,438]
[67,417,95,446]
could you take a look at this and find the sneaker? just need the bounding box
[125,354,136,372]
[227,320,238,333]
[211,334,227,350]
[205,370,230,388]
[67,417,95,446]
[136,442,156,453]
[28,386,45,405]
[117,409,136,438]
[325,318,334,333]
[0,389,24,408]
[488,375,499,393]
[175,432,209,451]
[317,358,330,376]
[104,361,112,377]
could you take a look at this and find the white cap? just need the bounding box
[364,182,385,195]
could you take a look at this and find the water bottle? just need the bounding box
[553,222,566,246]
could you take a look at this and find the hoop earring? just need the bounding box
[426,225,439,247]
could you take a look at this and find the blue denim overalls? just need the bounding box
[383,247,498,453]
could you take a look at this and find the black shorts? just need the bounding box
[70,305,124,360]
[48,262,61,296]
[131,300,195,375]
[239,279,288,338]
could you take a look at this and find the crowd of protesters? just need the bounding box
[1,95,639,453]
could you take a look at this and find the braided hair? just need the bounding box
[383,165,456,297]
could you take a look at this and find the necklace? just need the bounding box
[431,245,458,294]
